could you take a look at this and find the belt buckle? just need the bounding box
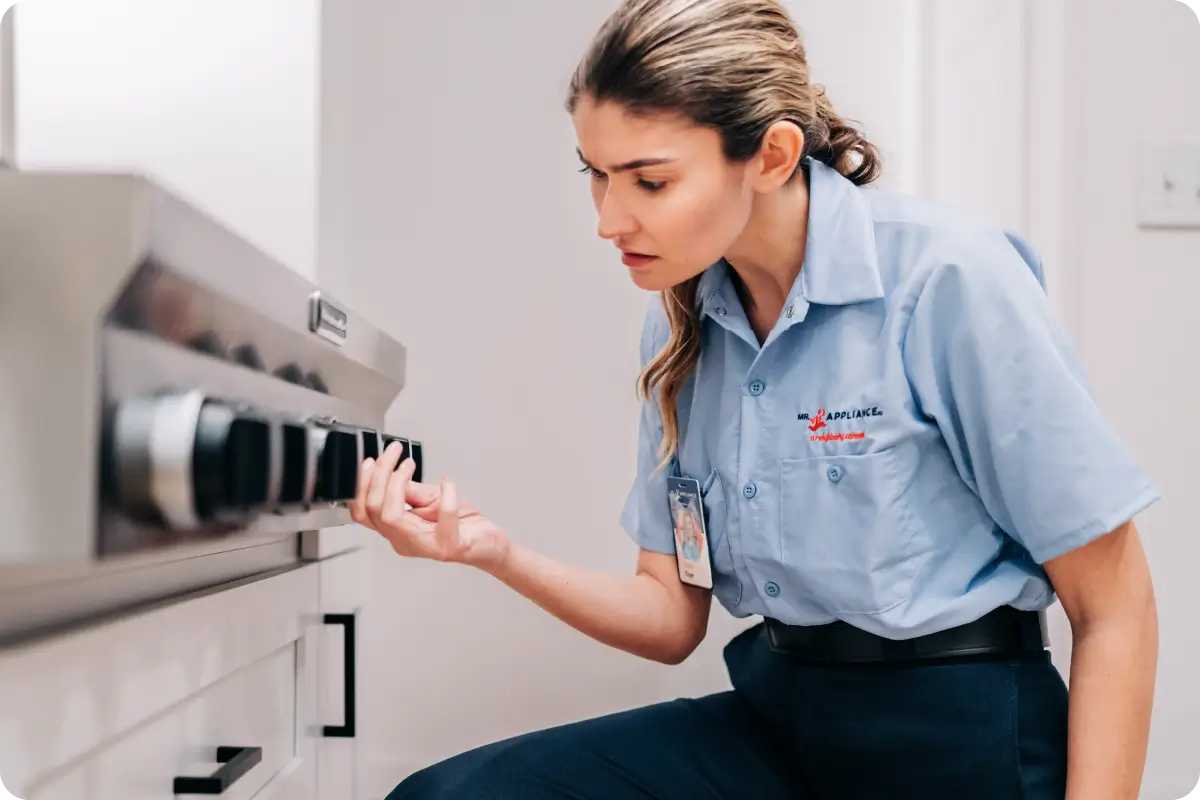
[766,622,782,652]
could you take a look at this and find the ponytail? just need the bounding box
[805,87,883,187]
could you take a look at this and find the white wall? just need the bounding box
[1053,1,1200,796]
[10,0,320,278]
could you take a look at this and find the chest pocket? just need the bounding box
[779,448,922,616]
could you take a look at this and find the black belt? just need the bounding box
[765,606,1048,665]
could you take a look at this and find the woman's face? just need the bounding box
[571,96,756,292]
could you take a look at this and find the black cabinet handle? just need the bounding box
[173,746,262,794]
[323,613,357,738]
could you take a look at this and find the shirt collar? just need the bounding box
[698,157,883,315]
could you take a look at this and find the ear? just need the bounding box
[751,120,805,191]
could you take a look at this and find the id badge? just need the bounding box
[667,476,714,590]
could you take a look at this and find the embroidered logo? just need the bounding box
[798,406,882,443]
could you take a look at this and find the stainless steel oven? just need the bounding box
[0,168,416,642]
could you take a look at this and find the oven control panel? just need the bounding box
[104,389,423,531]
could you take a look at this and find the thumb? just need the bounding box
[434,477,461,558]
[406,474,440,508]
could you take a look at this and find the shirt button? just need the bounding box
[827,465,844,483]
[785,304,795,318]
[715,307,728,316]
[748,379,765,396]
[765,581,781,598]
[742,483,758,499]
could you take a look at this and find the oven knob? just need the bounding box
[274,363,306,385]
[380,435,409,466]
[278,419,316,508]
[305,372,329,394]
[359,428,382,461]
[231,343,265,372]
[310,422,360,503]
[108,391,276,529]
[192,400,275,523]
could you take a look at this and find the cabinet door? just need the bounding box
[317,545,372,800]
[0,565,321,797]
[251,753,323,800]
[27,647,305,800]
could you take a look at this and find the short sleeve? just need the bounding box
[903,234,1160,565]
[618,301,677,555]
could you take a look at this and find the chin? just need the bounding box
[627,261,703,293]
[628,269,670,292]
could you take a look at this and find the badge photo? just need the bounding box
[667,476,714,590]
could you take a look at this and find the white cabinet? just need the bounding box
[0,564,324,799]
[317,545,372,800]
[0,546,375,799]
[26,647,311,800]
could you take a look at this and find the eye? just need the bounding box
[638,179,667,193]
[579,165,606,181]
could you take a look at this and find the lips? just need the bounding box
[621,251,658,268]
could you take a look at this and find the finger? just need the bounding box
[366,441,404,525]
[379,457,418,534]
[348,458,375,525]
[405,463,440,507]
[434,477,461,559]
[408,502,441,523]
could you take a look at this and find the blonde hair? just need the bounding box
[566,0,883,468]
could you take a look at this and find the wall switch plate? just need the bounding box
[1138,141,1200,229]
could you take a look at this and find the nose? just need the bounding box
[596,192,637,241]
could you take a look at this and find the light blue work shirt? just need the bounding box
[620,157,1161,640]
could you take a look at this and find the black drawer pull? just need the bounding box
[323,613,357,738]
[173,746,262,794]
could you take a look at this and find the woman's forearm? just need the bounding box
[481,542,707,665]
[1064,607,1158,800]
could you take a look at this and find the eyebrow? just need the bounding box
[576,148,676,173]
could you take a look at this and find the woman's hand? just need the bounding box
[348,442,511,571]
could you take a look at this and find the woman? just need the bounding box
[354,1,1160,797]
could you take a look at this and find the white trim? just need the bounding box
[1023,0,1076,329]
[0,2,15,167]
[913,0,938,199]
[922,0,1028,232]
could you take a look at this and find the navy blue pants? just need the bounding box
[387,623,1069,799]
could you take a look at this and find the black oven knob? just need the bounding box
[310,422,360,503]
[278,419,315,508]
[108,390,276,529]
[380,435,409,467]
[359,428,382,461]
[192,401,274,523]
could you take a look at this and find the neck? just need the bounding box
[723,173,810,326]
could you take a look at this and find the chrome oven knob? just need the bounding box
[109,390,276,528]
